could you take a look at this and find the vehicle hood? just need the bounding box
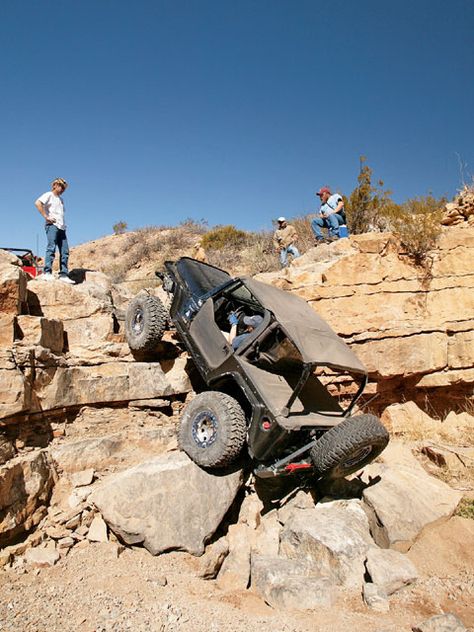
[243,277,367,374]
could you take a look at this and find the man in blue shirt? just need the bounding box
[311,186,346,242]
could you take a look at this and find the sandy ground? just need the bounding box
[1,518,473,632]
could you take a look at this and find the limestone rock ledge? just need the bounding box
[0,259,191,422]
[255,226,474,412]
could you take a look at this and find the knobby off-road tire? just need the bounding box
[310,414,389,480]
[179,391,247,468]
[125,295,167,351]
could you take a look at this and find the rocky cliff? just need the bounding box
[256,225,474,414]
[0,227,473,628]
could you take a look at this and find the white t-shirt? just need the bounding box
[36,191,66,230]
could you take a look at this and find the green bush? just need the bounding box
[201,225,248,251]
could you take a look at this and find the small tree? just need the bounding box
[346,157,392,234]
[113,221,128,235]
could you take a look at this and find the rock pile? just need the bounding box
[12,438,455,614]
[441,185,474,226]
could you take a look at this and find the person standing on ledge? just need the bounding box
[311,186,346,243]
[34,178,75,284]
[273,217,300,267]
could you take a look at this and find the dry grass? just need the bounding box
[456,498,474,519]
[105,221,207,283]
[204,215,318,276]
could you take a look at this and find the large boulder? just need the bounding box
[361,443,462,552]
[90,452,244,555]
[0,349,31,419]
[217,523,252,590]
[27,276,116,355]
[279,499,375,590]
[381,401,440,438]
[16,316,64,354]
[412,613,467,632]
[0,450,53,546]
[365,547,418,595]
[251,556,333,609]
[0,250,28,315]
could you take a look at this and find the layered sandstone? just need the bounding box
[1,226,473,546]
[255,226,474,413]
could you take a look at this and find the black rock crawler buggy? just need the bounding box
[125,258,389,479]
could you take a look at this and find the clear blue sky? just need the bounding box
[1,0,473,252]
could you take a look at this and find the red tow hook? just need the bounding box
[284,463,312,473]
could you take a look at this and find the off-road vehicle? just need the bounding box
[1,248,42,278]
[125,257,389,479]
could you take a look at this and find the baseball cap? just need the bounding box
[243,315,263,328]
[277,217,286,223]
[316,187,331,197]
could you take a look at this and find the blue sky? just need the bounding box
[1,0,473,252]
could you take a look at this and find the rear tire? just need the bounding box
[125,295,167,351]
[310,414,389,480]
[179,391,247,468]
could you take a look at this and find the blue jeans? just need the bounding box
[44,224,69,275]
[279,244,300,267]
[311,213,344,240]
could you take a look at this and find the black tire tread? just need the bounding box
[179,391,247,468]
[125,295,168,351]
[310,414,389,479]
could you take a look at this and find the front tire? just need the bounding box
[125,295,167,351]
[179,392,247,468]
[310,414,389,480]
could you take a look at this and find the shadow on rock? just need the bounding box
[69,268,96,284]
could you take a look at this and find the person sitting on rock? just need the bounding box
[227,313,264,351]
[311,187,346,243]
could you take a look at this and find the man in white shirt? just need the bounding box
[34,178,74,283]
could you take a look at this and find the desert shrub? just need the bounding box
[243,231,279,275]
[382,196,444,264]
[204,229,278,276]
[201,225,248,251]
[112,221,128,235]
[291,215,317,252]
[456,498,474,520]
[178,218,208,234]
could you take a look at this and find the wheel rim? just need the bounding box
[192,410,218,448]
[341,445,372,469]
[132,307,144,335]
